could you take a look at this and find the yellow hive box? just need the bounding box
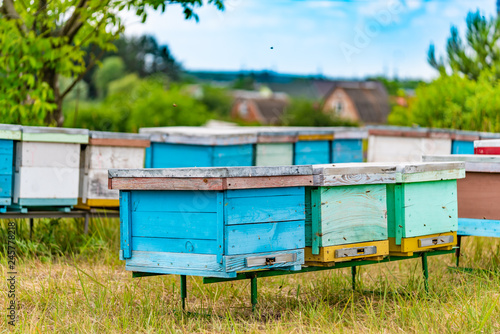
[305,240,389,267]
[388,231,456,256]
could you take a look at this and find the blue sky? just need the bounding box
[123,0,497,80]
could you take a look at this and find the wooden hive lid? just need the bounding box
[474,139,500,148]
[0,124,22,140]
[396,161,465,182]
[312,162,397,186]
[428,128,452,139]
[89,131,150,148]
[108,165,314,191]
[21,126,89,144]
[451,130,480,141]
[139,126,258,145]
[332,127,368,139]
[288,127,335,141]
[423,154,500,173]
[479,131,500,140]
[254,127,298,143]
[367,125,428,138]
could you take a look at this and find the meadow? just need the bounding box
[1,218,500,333]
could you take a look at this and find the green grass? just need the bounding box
[1,218,500,333]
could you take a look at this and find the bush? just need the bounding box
[284,99,358,127]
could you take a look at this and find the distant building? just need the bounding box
[231,90,289,125]
[322,81,390,124]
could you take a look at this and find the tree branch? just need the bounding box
[1,0,28,34]
[60,0,88,38]
[60,49,105,100]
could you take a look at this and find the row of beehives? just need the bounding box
[1,122,499,212]
[108,161,463,278]
[140,125,500,168]
[0,124,150,212]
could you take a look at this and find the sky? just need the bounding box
[123,0,498,80]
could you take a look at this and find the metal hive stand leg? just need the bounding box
[180,275,187,311]
[351,266,357,291]
[421,252,429,292]
[455,235,462,267]
[250,274,258,312]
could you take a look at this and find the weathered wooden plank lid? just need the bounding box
[451,130,480,141]
[423,154,500,173]
[396,161,465,182]
[367,125,428,138]
[312,163,397,186]
[139,126,258,145]
[479,131,500,140]
[288,127,335,141]
[254,127,298,143]
[89,131,150,148]
[333,127,368,139]
[0,124,22,140]
[428,128,452,139]
[21,126,89,144]
[109,165,313,190]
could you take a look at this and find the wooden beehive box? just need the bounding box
[332,128,367,163]
[367,126,452,162]
[0,125,22,212]
[255,128,297,166]
[109,165,314,278]
[423,154,500,238]
[451,130,479,155]
[139,127,257,168]
[386,162,465,256]
[77,131,150,209]
[12,126,89,211]
[293,127,334,165]
[304,163,397,266]
[474,139,500,155]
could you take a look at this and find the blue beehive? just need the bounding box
[0,125,21,212]
[293,128,333,165]
[139,127,257,168]
[451,130,479,155]
[332,128,367,163]
[109,166,313,278]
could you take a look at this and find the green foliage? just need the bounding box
[388,72,500,132]
[0,0,224,126]
[64,77,214,132]
[428,11,500,80]
[198,84,233,118]
[284,99,358,127]
[93,56,126,98]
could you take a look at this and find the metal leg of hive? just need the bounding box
[29,218,34,239]
[455,235,462,267]
[84,213,90,235]
[250,274,258,312]
[351,266,357,291]
[421,252,429,293]
[180,275,187,311]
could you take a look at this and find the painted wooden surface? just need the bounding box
[456,172,500,220]
[120,183,306,277]
[312,163,397,186]
[139,126,258,146]
[388,232,456,256]
[13,167,80,201]
[474,139,500,155]
[0,140,14,205]
[306,185,388,249]
[458,218,500,237]
[0,124,22,140]
[387,180,458,243]
[89,131,150,147]
[367,135,452,162]
[332,139,363,163]
[85,146,146,169]
[255,143,294,166]
[304,240,389,264]
[16,142,80,168]
[294,141,331,165]
[144,142,253,168]
[452,140,474,154]
[422,155,500,173]
[21,126,89,144]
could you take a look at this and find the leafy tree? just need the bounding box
[0,0,224,126]
[284,99,358,127]
[428,11,500,80]
[198,85,232,118]
[94,56,126,98]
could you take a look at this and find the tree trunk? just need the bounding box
[43,69,64,127]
